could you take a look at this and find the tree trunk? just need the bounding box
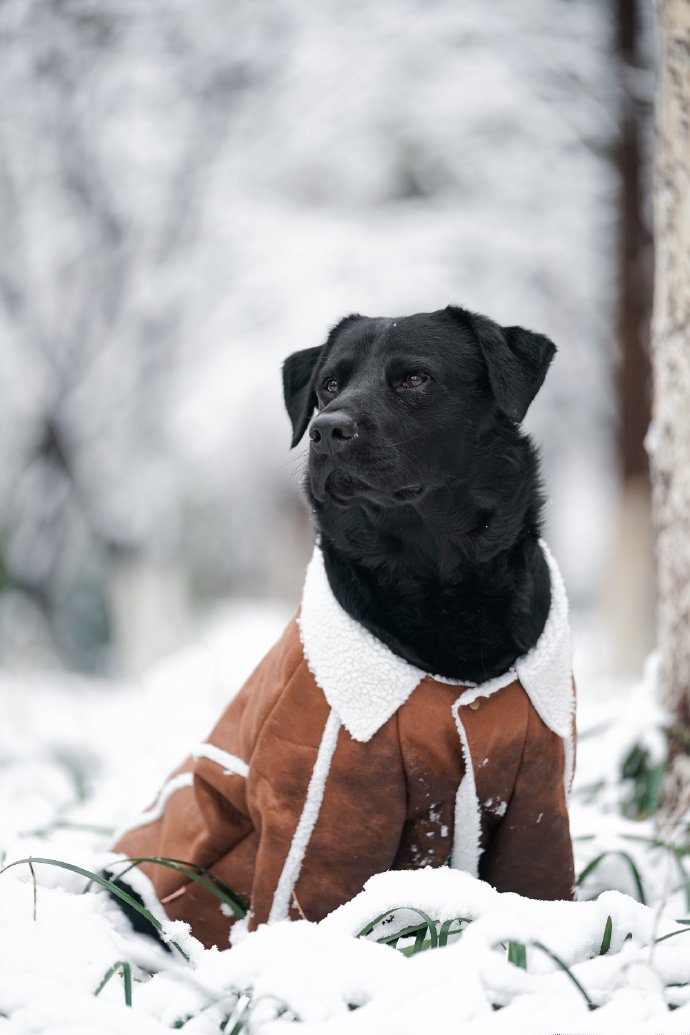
[650,0,690,812]
[617,0,653,486]
[604,0,655,677]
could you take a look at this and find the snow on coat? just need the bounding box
[113,541,576,949]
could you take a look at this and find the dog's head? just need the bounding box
[282,306,555,515]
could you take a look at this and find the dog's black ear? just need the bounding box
[282,314,364,447]
[466,310,556,422]
[282,345,324,448]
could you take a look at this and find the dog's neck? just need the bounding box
[310,433,551,683]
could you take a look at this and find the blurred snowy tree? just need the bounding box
[0,0,275,668]
[0,0,616,672]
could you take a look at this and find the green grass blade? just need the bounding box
[621,834,690,911]
[356,906,439,947]
[576,852,607,886]
[359,911,470,953]
[412,909,438,949]
[356,909,400,939]
[0,857,189,962]
[122,962,132,1007]
[111,856,248,918]
[531,941,594,1009]
[599,915,613,955]
[576,850,646,904]
[225,994,252,1034]
[672,855,690,912]
[507,941,527,969]
[94,960,133,1006]
[438,917,470,947]
[438,919,454,948]
[94,961,124,997]
[655,925,690,945]
[400,937,433,957]
[376,923,429,946]
[226,1015,248,1034]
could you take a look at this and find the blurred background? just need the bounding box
[0,0,655,680]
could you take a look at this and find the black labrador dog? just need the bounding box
[282,304,555,682]
[112,303,557,941]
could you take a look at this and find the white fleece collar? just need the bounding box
[298,541,574,743]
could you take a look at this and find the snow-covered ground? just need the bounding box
[1,601,687,1034]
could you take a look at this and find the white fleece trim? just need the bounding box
[451,707,481,876]
[268,709,342,924]
[299,540,574,742]
[564,733,575,800]
[298,552,421,742]
[114,773,193,839]
[442,671,516,702]
[515,541,575,739]
[191,742,249,778]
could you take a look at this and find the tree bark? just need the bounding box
[650,0,690,810]
[616,0,653,485]
[604,0,655,677]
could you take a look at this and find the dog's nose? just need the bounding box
[309,411,357,452]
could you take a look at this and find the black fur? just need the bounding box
[283,305,556,682]
[104,872,172,951]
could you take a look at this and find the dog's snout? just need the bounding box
[309,411,358,452]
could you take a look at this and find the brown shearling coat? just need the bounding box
[114,546,576,949]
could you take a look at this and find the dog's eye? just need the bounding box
[401,373,429,389]
[323,377,339,395]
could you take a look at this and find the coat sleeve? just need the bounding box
[112,750,256,946]
[111,615,409,947]
[111,617,306,947]
[478,700,576,901]
[124,686,409,939]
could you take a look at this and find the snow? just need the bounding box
[1,606,689,1033]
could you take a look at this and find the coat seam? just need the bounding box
[495,687,532,825]
[244,649,308,778]
[483,691,542,850]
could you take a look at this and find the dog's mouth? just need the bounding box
[392,485,424,502]
[323,471,370,505]
[322,471,424,506]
